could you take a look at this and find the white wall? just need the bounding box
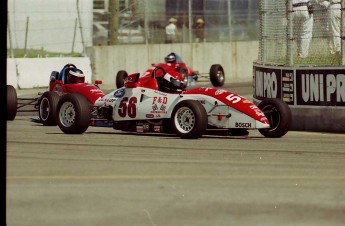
[7,57,92,89]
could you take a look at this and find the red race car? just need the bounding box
[6,63,106,125]
[115,52,225,89]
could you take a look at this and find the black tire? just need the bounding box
[175,67,188,87]
[116,70,128,88]
[209,64,225,87]
[258,98,292,138]
[38,91,60,126]
[171,100,208,139]
[56,94,91,134]
[7,85,18,121]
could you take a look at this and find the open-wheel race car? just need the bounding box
[116,52,225,89]
[6,63,105,126]
[52,66,292,139]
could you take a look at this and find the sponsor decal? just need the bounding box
[249,105,265,117]
[235,122,252,128]
[100,98,116,103]
[136,126,144,133]
[253,66,281,99]
[151,104,167,114]
[114,88,125,98]
[154,126,161,132]
[296,70,345,106]
[146,114,154,118]
[282,70,294,104]
[89,89,102,93]
[154,90,167,96]
[215,89,226,95]
[152,96,168,105]
[151,96,168,114]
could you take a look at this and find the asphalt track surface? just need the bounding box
[6,83,345,226]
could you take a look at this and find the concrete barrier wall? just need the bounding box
[86,42,259,88]
[7,41,259,89]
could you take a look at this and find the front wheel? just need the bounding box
[39,91,60,126]
[258,98,292,138]
[7,85,18,121]
[171,100,208,139]
[116,70,128,88]
[56,94,91,134]
[209,64,225,87]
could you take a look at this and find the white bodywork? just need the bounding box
[94,87,270,130]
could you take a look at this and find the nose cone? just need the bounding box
[255,118,270,129]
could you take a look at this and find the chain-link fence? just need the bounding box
[257,0,344,66]
[94,0,260,45]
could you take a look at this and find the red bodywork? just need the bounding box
[49,80,105,104]
[143,62,198,79]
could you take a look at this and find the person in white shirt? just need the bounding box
[165,18,179,43]
[291,0,314,58]
[318,0,341,54]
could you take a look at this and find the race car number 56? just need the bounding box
[118,97,137,118]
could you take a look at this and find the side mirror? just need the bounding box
[95,80,103,85]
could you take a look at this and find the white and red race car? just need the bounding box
[55,67,292,139]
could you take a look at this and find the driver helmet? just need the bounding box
[67,68,85,84]
[160,71,185,91]
[164,52,177,63]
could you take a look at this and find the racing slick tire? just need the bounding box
[257,98,292,138]
[116,70,128,89]
[171,100,208,139]
[209,64,225,87]
[56,93,91,134]
[7,85,18,121]
[38,91,60,126]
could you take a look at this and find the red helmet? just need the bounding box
[67,68,85,84]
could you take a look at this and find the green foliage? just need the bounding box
[7,48,82,58]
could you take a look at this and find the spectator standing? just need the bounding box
[318,0,341,54]
[292,0,314,58]
[193,18,206,42]
[165,18,179,43]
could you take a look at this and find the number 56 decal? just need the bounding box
[118,97,137,118]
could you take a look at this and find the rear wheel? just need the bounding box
[39,91,60,126]
[7,85,17,121]
[209,64,225,87]
[171,100,208,139]
[116,70,128,88]
[258,98,292,138]
[57,94,91,134]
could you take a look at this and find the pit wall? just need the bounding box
[253,63,345,133]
